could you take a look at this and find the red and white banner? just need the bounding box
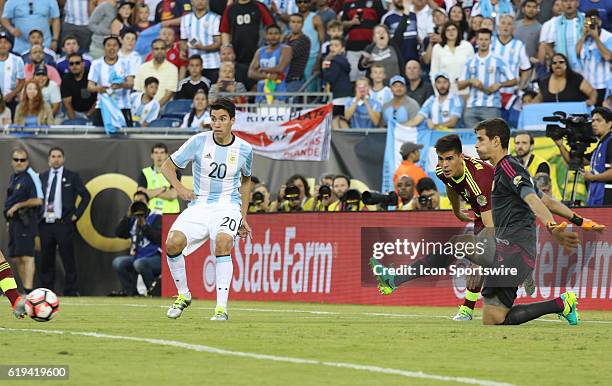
[233,104,332,161]
[162,209,612,310]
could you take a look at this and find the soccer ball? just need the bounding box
[25,288,60,322]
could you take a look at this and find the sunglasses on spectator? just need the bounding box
[69,61,82,66]
[13,158,27,163]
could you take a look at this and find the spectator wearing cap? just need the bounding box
[134,39,179,108]
[380,75,420,127]
[404,60,434,106]
[343,77,382,128]
[61,53,97,120]
[20,30,57,67]
[60,0,94,52]
[88,0,119,59]
[87,35,136,127]
[33,65,62,117]
[392,141,427,191]
[24,46,63,86]
[0,32,25,115]
[1,0,61,54]
[276,185,304,212]
[430,21,475,97]
[407,72,463,129]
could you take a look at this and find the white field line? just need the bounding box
[0,326,516,386]
[60,301,612,324]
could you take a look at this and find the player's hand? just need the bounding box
[456,210,474,222]
[238,220,252,239]
[176,186,196,201]
[580,218,606,232]
[547,222,580,250]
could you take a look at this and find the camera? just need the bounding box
[362,191,398,208]
[545,112,597,169]
[418,195,433,209]
[129,201,149,217]
[588,16,597,30]
[252,191,265,205]
[318,185,332,200]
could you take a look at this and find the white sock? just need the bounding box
[167,253,190,297]
[215,255,233,310]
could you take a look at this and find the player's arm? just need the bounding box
[480,210,493,227]
[540,194,606,231]
[160,158,195,201]
[238,175,252,238]
[446,186,473,222]
[523,193,579,248]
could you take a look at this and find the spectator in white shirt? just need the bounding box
[33,65,61,117]
[181,89,211,130]
[430,22,475,97]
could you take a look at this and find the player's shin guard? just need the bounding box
[394,253,454,286]
[463,271,484,310]
[215,255,233,309]
[0,261,20,307]
[167,252,190,297]
[502,298,564,325]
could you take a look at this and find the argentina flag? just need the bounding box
[136,24,162,57]
[99,69,127,134]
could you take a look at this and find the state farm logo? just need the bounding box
[203,227,335,294]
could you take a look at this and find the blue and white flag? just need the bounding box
[518,102,589,131]
[99,69,127,134]
[381,120,419,192]
[136,24,162,57]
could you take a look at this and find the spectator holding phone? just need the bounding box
[343,77,382,128]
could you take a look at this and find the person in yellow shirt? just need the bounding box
[137,143,180,214]
[134,39,179,107]
[513,131,561,200]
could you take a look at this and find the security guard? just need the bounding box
[137,143,180,214]
[4,148,43,293]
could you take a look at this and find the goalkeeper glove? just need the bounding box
[546,222,580,250]
[569,213,606,232]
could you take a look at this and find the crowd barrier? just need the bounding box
[161,209,612,310]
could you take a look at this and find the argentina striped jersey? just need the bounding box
[180,11,221,69]
[460,52,514,108]
[490,37,530,94]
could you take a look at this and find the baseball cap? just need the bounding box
[284,185,301,200]
[34,64,48,76]
[0,32,13,45]
[389,75,406,86]
[433,71,450,81]
[400,142,424,157]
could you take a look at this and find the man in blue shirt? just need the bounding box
[3,148,43,294]
[1,0,61,54]
[344,77,382,128]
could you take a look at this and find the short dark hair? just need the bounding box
[188,54,203,64]
[333,174,350,186]
[474,118,511,150]
[48,146,65,157]
[265,24,282,33]
[513,130,534,145]
[133,191,150,202]
[151,38,166,48]
[103,35,122,47]
[210,97,236,119]
[28,29,43,38]
[151,143,168,153]
[330,36,344,46]
[290,13,304,21]
[435,134,462,154]
[62,35,79,46]
[327,20,342,30]
[67,52,83,61]
[476,28,493,38]
[145,76,159,87]
[416,177,437,194]
[592,106,612,122]
[521,0,538,7]
[120,29,137,39]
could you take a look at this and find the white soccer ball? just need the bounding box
[24,288,60,322]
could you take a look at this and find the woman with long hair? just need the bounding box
[14,80,54,126]
[181,89,211,130]
[535,52,597,105]
[110,1,135,36]
[448,4,469,39]
[358,25,402,80]
[430,22,475,97]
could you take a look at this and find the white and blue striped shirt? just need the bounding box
[461,52,515,108]
[130,92,160,125]
[579,29,612,90]
[118,50,143,75]
[419,93,463,125]
[370,86,393,107]
[171,131,253,206]
[180,11,221,69]
[0,53,25,96]
[88,57,135,109]
[490,37,530,94]
[63,0,90,25]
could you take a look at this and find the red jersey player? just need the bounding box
[0,248,26,318]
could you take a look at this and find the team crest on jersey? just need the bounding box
[513,175,522,186]
[488,66,495,74]
[477,195,487,207]
[509,48,516,56]
[442,110,449,117]
[228,152,238,165]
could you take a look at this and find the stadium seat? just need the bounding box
[62,118,91,126]
[160,99,192,119]
[148,118,182,128]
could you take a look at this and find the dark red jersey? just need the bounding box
[436,156,494,232]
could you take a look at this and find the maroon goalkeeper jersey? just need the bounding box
[436,156,494,232]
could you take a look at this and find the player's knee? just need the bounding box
[166,231,187,255]
[214,235,233,255]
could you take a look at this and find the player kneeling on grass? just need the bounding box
[0,249,26,318]
[160,97,253,321]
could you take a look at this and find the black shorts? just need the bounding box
[481,242,534,309]
[8,220,36,257]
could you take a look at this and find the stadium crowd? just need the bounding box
[0,0,608,129]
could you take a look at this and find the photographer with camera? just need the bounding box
[554,107,612,206]
[406,177,441,210]
[576,10,612,107]
[111,191,162,296]
[248,183,271,213]
[328,175,368,211]
[276,185,305,212]
[4,148,43,294]
[362,175,413,211]
[311,184,336,212]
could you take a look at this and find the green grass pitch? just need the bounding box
[1,297,611,386]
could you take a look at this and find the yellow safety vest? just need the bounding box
[142,167,180,214]
[526,154,562,201]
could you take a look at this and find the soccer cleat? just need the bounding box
[523,273,536,296]
[369,257,396,295]
[452,305,473,321]
[558,291,579,326]
[210,305,228,321]
[12,296,26,319]
[166,294,192,319]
